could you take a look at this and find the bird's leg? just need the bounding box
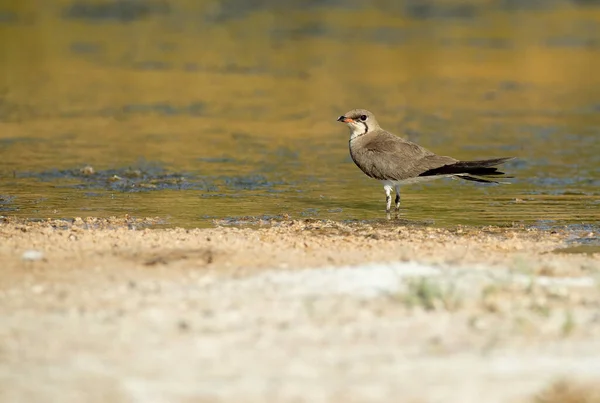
[384,184,393,216]
[394,185,401,215]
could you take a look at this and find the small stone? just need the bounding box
[80,165,95,175]
[22,250,44,261]
[31,285,45,294]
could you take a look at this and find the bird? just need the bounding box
[337,108,514,215]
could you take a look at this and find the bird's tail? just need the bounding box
[423,157,515,184]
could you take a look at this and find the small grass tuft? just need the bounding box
[402,278,461,311]
[561,310,576,337]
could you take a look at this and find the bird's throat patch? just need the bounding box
[360,121,368,134]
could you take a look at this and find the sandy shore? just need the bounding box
[1,216,599,403]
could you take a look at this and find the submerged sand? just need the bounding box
[0,216,599,403]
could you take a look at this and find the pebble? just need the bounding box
[31,285,45,294]
[22,249,44,261]
[80,165,95,175]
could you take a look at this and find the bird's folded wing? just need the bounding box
[361,134,456,181]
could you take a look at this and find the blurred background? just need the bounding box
[0,0,599,227]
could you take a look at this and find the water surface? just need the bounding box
[0,0,599,228]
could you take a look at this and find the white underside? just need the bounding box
[382,175,454,189]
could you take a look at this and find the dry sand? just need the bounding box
[0,216,599,403]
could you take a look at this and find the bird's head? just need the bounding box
[337,109,380,139]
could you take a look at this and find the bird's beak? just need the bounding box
[337,116,354,123]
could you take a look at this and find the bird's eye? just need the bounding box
[360,115,367,121]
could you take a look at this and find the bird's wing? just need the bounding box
[356,131,457,181]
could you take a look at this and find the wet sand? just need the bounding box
[1,216,599,403]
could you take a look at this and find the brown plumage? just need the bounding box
[337,108,515,214]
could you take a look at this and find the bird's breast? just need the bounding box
[349,140,383,180]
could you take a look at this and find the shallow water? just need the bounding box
[0,0,599,228]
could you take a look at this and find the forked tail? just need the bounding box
[420,157,515,184]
